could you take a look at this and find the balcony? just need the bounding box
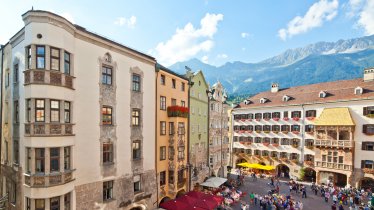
[24,69,74,89]
[167,106,188,118]
[314,140,353,148]
[24,170,75,187]
[315,161,352,171]
[25,123,74,136]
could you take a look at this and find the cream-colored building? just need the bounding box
[232,68,374,189]
[0,10,156,210]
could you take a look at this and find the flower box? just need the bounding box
[307,117,315,121]
[367,114,374,118]
[292,131,300,134]
[234,130,239,133]
[272,118,280,121]
[247,130,253,133]
[272,143,279,147]
[255,130,261,133]
[304,160,314,166]
[255,118,261,121]
[273,131,279,134]
[240,119,246,122]
[263,142,270,146]
[240,141,245,144]
[283,117,289,121]
[280,158,289,162]
[292,144,299,148]
[246,142,252,145]
[292,117,300,121]
[264,131,270,134]
[264,118,270,121]
[291,159,299,164]
[306,131,314,135]
[282,131,289,134]
[167,106,189,118]
[247,119,252,122]
[306,146,314,150]
[363,168,374,174]
[239,130,245,133]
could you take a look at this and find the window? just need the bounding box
[35,199,45,210]
[160,146,166,160]
[36,46,45,69]
[305,124,314,132]
[363,124,374,135]
[271,125,280,132]
[35,99,45,122]
[255,113,262,120]
[64,102,71,123]
[291,111,301,118]
[272,112,280,119]
[26,148,31,173]
[160,171,166,186]
[291,125,300,132]
[133,175,141,193]
[14,63,18,83]
[283,111,288,118]
[102,106,112,125]
[26,197,31,210]
[178,146,185,160]
[172,79,176,88]
[168,170,174,184]
[160,96,166,110]
[132,74,141,92]
[255,125,262,132]
[103,143,113,163]
[9,181,16,204]
[263,112,271,119]
[363,106,374,116]
[160,121,166,135]
[133,141,141,159]
[319,91,326,98]
[50,148,60,172]
[168,146,174,160]
[181,82,185,91]
[181,100,185,107]
[50,100,60,122]
[102,66,112,85]
[103,181,113,200]
[178,122,185,135]
[171,98,177,106]
[160,74,165,85]
[50,48,60,70]
[64,147,71,170]
[362,160,374,169]
[35,148,45,173]
[26,99,31,122]
[178,169,184,183]
[306,110,316,117]
[64,193,71,210]
[281,125,290,132]
[169,122,175,135]
[27,46,32,69]
[64,51,70,75]
[132,109,140,126]
[362,142,374,151]
[14,100,19,123]
[50,197,60,210]
[263,125,271,132]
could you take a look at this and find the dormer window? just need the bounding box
[282,95,290,102]
[355,86,363,95]
[260,98,267,104]
[319,91,326,98]
[244,100,251,105]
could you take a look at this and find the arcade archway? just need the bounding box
[319,171,347,187]
[360,177,374,191]
[304,168,316,182]
[276,164,290,178]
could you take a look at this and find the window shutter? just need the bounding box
[363,107,368,116]
[361,160,365,168]
[363,124,368,134]
[362,142,365,150]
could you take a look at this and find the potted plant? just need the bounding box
[241,119,246,122]
[167,106,189,118]
[239,130,245,133]
[240,141,245,144]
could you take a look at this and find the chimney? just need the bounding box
[271,83,279,93]
[364,67,374,82]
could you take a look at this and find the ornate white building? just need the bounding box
[0,10,156,210]
[232,69,374,189]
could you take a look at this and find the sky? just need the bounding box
[0,0,373,67]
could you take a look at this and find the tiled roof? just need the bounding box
[237,78,374,108]
[314,108,355,126]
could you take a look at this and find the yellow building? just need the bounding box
[156,64,189,205]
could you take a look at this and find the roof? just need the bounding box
[236,78,374,108]
[156,63,188,81]
[314,107,355,126]
[21,10,155,61]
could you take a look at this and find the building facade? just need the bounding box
[156,65,189,205]
[232,69,374,189]
[185,70,209,187]
[0,10,157,210]
[208,82,230,177]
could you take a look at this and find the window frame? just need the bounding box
[64,101,71,123]
[160,171,166,186]
[132,73,141,92]
[181,82,185,91]
[133,175,141,193]
[160,96,166,110]
[102,106,113,125]
[103,143,113,163]
[160,74,165,85]
[35,199,45,210]
[50,196,60,210]
[64,147,71,170]
[14,63,19,83]
[103,180,114,201]
[35,99,45,122]
[64,51,71,75]
[35,148,45,173]
[50,148,60,172]
[160,146,166,160]
[160,121,166,135]
[26,99,31,122]
[132,109,140,126]
[14,100,19,123]
[102,66,112,85]
[172,79,176,89]
[132,140,141,160]
[36,45,46,69]
[27,46,32,69]
[50,47,60,71]
[50,100,60,122]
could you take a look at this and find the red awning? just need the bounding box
[159,199,189,210]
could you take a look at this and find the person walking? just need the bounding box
[254,193,258,206]
[325,191,331,203]
[302,186,307,198]
[250,192,255,206]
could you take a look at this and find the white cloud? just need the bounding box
[114,16,137,28]
[152,13,223,66]
[242,47,246,51]
[278,0,339,40]
[217,54,228,59]
[241,32,250,38]
[60,12,75,24]
[201,55,209,64]
[244,78,253,83]
[357,0,374,35]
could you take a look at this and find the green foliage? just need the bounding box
[299,167,306,181]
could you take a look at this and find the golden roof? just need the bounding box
[314,107,355,126]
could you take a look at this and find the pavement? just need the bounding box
[229,175,336,210]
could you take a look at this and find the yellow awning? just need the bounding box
[237,163,275,170]
[314,107,355,126]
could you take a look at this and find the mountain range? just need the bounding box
[169,35,374,98]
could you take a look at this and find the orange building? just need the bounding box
[156,64,189,206]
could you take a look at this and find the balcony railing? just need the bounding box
[25,123,74,136]
[167,106,188,118]
[315,161,352,171]
[314,140,353,148]
[24,170,75,187]
[24,69,74,89]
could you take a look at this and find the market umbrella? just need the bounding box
[200,177,228,188]
[195,198,219,210]
[203,194,224,205]
[190,206,207,210]
[177,194,198,206]
[186,190,205,199]
[237,162,250,167]
[159,199,189,210]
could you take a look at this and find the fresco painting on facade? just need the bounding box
[232,69,374,189]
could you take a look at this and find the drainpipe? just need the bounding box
[155,65,159,206]
[187,73,192,191]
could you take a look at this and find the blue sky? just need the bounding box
[1,0,373,66]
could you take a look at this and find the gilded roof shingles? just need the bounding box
[314,107,355,126]
[238,78,374,108]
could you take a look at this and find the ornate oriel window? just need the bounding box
[102,106,113,125]
[102,66,112,85]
